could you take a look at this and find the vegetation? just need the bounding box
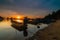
[0,16,4,22]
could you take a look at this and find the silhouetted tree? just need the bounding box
[51,9,60,20]
[42,14,53,24]
[44,14,52,19]
[51,11,56,19]
[0,16,4,21]
[55,10,60,19]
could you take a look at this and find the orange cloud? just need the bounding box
[0,10,21,17]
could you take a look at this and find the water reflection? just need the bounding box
[10,18,28,37]
[10,17,41,37]
[11,17,43,37]
[0,18,48,40]
[16,20,23,23]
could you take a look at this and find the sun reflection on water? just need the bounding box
[16,20,23,23]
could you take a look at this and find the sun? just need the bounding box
[16,16,21,19]
[16,16,23,23]
[17,16,20,18]
[15,16,24,20]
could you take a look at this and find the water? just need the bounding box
[0,20,48,40]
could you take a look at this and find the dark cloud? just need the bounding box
[0,0,60,9]
[0,0,60,17]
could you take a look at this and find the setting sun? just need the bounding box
[17,16,21,19]
[15,16,24,20]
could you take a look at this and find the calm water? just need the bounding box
[0,20,48,40]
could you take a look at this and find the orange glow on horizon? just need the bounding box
[9,15,24,19]
[16,16,21,19]
[8,15,44,19]
[16,16,24,20]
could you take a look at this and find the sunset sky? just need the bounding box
[0,0,60,18]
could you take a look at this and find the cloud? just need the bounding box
[0,0,60,18]
[0,0,60,10]
[0,10,19,17]
[0,8,51,18]
[0,0,14,6]
[7,0,14,2]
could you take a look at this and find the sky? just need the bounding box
[0,0,60,18]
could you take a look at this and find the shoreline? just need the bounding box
[26,20,60,40]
